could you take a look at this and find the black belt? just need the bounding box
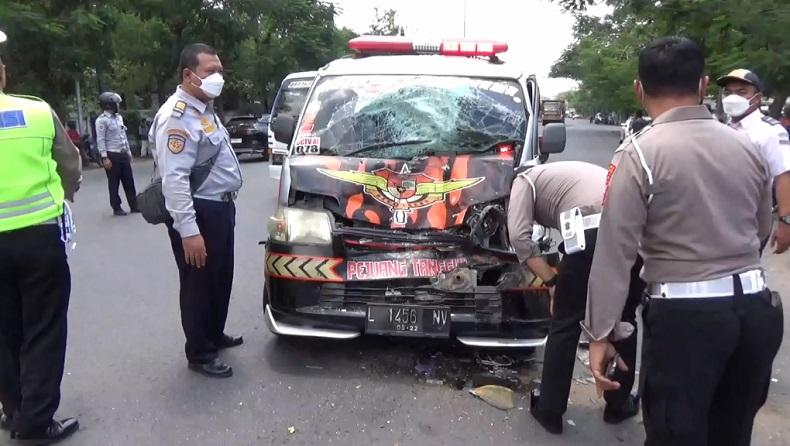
[195,191,237,202]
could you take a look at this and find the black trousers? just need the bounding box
[642,285,783,446]
[166,199,236,363]
[105,151,138,211]
[537,229,645,416]
[0,225,70,432]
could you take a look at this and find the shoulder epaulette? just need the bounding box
[762,116,781,126]
[7,93,46,103]
[171,100,187,119]
[515,165,533,176]
[616,124,653,153]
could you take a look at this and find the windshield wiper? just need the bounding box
[342,139,433,157]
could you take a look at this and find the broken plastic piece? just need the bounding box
[470,385,515,410]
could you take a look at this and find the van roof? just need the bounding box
[319,55,525,80]
[283,71,318,81]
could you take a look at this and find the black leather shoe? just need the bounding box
[604,394,641,424]
[529,389,563,434]
[188,358,233,378]
[11,417,79,444]
[216,334,243,349]
[113,209,128,216]
[0,412,11,430]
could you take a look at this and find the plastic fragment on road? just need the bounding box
[567,419,576,427]
[288,426,296,434]
[470,385,515,410]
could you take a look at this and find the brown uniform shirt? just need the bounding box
[583,105,772,341]
[507,161,607,262]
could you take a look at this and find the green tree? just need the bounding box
[551,0,790,117]
[0,0,359,116]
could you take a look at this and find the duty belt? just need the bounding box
[582,213,601,230]
[559,209,600,254]
[195,191,237,202]
[647,269,765,298]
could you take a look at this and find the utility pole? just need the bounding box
[463,0,468,38]
[75,79,85,135]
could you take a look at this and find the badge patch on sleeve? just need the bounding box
[0,110,27,129]
[167,133,187,154]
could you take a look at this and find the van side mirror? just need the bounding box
[272,115,296,146]
[541,123,566,154]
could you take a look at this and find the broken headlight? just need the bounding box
[268,208,333,245]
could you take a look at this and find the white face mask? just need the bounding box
[722,94,755,118]
[194,72,225,99]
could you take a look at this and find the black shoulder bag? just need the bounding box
[136,152,219,225]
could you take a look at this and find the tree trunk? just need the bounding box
[769,90,788,118]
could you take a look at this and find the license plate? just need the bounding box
[366,304,450,338]
[231,138,242,144]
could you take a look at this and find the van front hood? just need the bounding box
[288,154,514,230]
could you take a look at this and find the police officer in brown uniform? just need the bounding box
[507,161,644,434]
[584,37,782,445]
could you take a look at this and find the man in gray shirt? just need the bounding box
[95,91,138,216]
[507,161,644,434]
[585,37,780,445]
[150,43,243,378]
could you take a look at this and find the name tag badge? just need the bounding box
[200,117,217,135]
[0,110,27,129]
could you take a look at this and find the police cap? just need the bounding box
[717,69,764,92]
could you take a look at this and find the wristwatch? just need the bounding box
[780,215,790,225]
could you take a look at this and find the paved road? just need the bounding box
[36,120,789,446]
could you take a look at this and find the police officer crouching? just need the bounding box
[150,43,243,378]
[507,161,644,434]
[0,32,82,443]
[96,91,139,216]
[585,37,782,445]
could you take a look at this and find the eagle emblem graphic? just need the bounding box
[317,165,484,224]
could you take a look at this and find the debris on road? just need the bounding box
[414,349,469,389]
[287,426,296,434]
[567,419,576,427]
[470,385,515,410]
[577,348,590,367]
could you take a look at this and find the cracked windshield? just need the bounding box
[299,75,527,159]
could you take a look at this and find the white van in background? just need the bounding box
[268,71,317,179]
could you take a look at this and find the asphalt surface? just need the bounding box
[12,119,787,446]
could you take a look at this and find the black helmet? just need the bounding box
[99,91,122,111]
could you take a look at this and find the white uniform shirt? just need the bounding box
[730,110,790,178]
[149,87,243,237]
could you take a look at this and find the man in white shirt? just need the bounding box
[718,69,790,253]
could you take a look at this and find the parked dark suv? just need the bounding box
[227,115,268,160]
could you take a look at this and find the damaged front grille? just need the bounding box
[319,281,502,320]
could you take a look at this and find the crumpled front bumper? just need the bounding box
[263,244,552,347]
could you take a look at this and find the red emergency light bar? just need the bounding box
[349,36,508,57]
